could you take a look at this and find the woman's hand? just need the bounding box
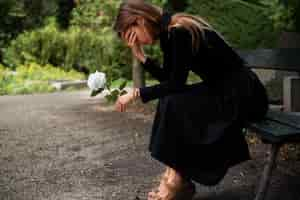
[114,89,133,112]
[122,28,146,63]
[115,88,140,112]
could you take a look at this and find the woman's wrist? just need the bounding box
[141,56,147,64]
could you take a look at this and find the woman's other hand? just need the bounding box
[122,28,146,64]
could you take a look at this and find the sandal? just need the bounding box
[148,179,196,200]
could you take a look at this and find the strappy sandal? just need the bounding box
[148,179,196,200]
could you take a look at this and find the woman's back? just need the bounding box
[160,24,246,84]
[159,23,268,122]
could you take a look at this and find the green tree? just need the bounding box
[0,0,58,64]
[241,0,300,31]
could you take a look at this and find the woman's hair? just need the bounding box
[113,0,214,55]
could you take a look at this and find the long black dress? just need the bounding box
[138,11,269,186]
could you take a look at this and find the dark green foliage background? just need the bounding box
[0,0,297,81]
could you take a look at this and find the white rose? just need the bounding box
[87,70,106,91]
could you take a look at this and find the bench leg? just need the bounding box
[254,143,281,200]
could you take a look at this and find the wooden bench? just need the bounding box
[237,48,300,200]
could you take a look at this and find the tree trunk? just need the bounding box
[132,57,145,88]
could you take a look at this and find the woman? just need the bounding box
[113,0,269,199]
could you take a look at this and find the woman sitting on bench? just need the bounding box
[113,1,269,199]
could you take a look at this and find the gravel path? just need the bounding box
[0,90,299,200]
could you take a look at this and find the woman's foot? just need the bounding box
[148,167,196,200]
[148,167,171,197]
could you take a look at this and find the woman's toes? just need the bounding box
[148,190,158,200]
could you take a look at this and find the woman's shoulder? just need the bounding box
[167,25,193,46]
[168,25,217,46]
[167,25,214,54]
[201,28,233,49]
[169,25,212,36]
[159,25,192,51]
[168,25,191,37]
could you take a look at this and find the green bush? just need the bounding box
[3,17,131,77]
[70,0,121,28]
[1,0,281,89]
[186,0,278,48]
[2,0,167,82]
[262,0,300,32]
[0,62,85,95]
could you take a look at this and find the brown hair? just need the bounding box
[113,0,214,55]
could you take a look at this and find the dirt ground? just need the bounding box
[0,90,300,200]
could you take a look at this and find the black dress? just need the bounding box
[138,11,269,186]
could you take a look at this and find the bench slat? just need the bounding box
[247,110,300,143]
[236,48,300,72]
[266,110,300,129]
[249,119,300,143]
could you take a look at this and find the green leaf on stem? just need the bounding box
[119,79,127,90]
[120,89,127,95]
[105,89,119,102]
[90,87,104,97]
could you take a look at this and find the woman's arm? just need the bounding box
[140,57,167,82]
[138,26,192,103]
[136,27,246,104]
